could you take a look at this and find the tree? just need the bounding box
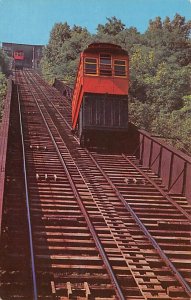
[41,23,91,83]
[0,49,9,120]
[0,48,9,74]
[163,16,172,31]
[171,13,191,37]
[148,16,162,31]
[117,27,142,53]
[97,17,125,36]
[49,22,71,45]
[144,14,191,66]
[57,28,92,81]
[43,22,71,64]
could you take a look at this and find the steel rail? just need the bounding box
[24,69,191,296]
[25,69,82,150]
[122,154,191,222]
[30,69,191,222]
[87,150,191,297]
[16,81,38,300]
[23,71,126,300]
[26,70,72,130]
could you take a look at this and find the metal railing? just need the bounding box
[139,129,191,201]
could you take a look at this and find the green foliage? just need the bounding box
[129,101,156,131]
[97,17,125,36]
[41,14,191,153]
[0,72,7,120]
[41,23,92,83]
[0,48,9,121]
[144,13,191,66]
[0,48,10,74]
[152,108,191,154]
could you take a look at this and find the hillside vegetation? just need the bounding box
[0,49,9,121]
[41,15,191,153]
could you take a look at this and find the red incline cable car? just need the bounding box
[72,42,129,147]
[13,50,24,69]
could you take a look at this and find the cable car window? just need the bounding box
[114,60,126,77]
[115,60,125,65]
[100,54,111,65]
[100,54,112,76]
[84,57,97,75]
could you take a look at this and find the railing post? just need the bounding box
[148,140,153,168]
[140,134,144,164]
[158,146,163,177]
[168,152,174,191]
[182,161,187,195]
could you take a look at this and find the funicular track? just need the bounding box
[0,77,33,299]
[1,69,191,300]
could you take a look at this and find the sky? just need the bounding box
[0,0,190,45]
